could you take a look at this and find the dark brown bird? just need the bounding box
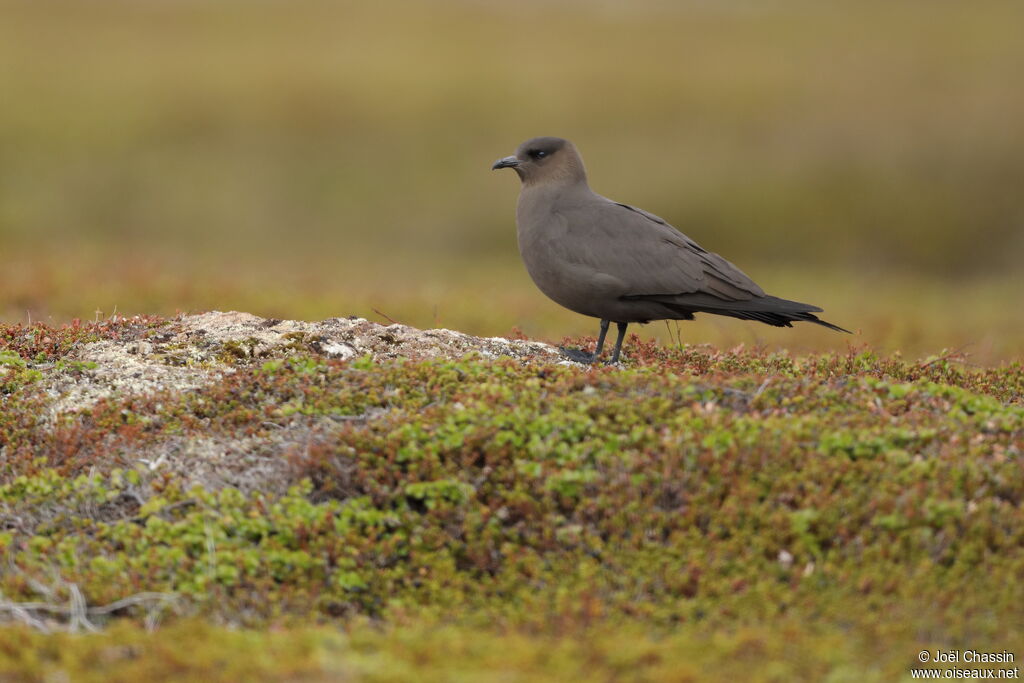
[492,136,849,363]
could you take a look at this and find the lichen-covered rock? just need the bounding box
[30,311,565,421]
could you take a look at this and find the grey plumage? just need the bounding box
[492,136,849,363]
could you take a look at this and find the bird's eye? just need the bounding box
[529,149,548,160]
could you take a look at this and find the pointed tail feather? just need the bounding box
[706,307,850,333]
[789,311,851,334]
[624,292,850,333]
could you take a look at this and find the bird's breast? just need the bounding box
[514,204,625,319]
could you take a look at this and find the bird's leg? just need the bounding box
[608,322,628,364]
[592,319,610,360]
[559,319,611,364]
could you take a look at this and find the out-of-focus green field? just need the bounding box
[2,0,1023,363]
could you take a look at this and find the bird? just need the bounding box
[492,136,849,364]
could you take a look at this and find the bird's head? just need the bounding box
[491,136,587,187]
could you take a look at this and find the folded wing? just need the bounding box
[562,199,849,332]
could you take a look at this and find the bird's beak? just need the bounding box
[491,156,520,170]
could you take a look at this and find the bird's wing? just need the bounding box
[560,199,766,301]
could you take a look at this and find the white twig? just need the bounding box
[0,589,179,633]
[68,582,98,633]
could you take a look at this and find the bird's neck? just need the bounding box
[518,178,593,206]
[515,181,595,244]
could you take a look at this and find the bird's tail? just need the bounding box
[638,293,851,333]
[712,307,850,333]
[741,295,851,333]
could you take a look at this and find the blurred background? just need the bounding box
[2,0,1022,362]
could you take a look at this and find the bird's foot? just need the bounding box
[558,347,601,364]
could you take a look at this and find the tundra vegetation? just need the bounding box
[0,314,1021,681]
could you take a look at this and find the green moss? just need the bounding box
[1,351,43,393]
[219,337,264,362]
